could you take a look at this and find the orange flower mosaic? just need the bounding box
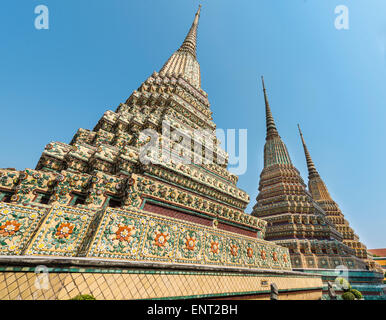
[247,247,254,258]
[273,252,278,262]
[230,244,238,257]
[210,241,219,254]
[115,225,135,243]
[55,222,74,239]
[283,254,288,263]
[185,235,196,251]
[0,220,21,237]
[261,249,266,260]
[154,231,170,248]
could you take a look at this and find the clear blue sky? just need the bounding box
[1,0,385,248]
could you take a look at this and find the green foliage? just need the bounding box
[70,294,96,300]
[342,292,355,300]
[349,289,363,300]
[336,277,351,291]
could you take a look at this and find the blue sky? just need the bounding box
[1,0,385,248]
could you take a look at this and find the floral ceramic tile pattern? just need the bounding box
[52,171,91,205]
[128,174,266,233]
[0,205,291,270]
[143,220,177,261]
[25,205,96,257]
[87,207,292,271]
[176,228,203,262]
[12,169,57,204]
[87,208,145,259]
[203,233,224,264]
[0,203,47,255]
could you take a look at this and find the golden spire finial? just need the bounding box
[195,4,202,23]
[297,124,319,178]
[261,76,279,140]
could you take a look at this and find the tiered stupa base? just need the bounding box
[0,202,322,300]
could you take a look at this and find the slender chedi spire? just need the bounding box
[260,77,291,167]
[160,5,202,88]
[178,4,201,58]
[297,124,319,179]
[297,125,332,201]
[252,81,367,271]
[297,127,376,265]
[261,76,279,140]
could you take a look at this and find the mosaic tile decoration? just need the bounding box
[87,207,291,270]
[251,78,381,272]
[299,126,372,262]
[0,203,47,255]
[25,205,97,257]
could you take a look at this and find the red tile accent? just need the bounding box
[144,203,212,226]
[218,222,257,238]
[143,202,257,239]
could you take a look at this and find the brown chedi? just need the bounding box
[297,125,382,272]
[252,77,366,270]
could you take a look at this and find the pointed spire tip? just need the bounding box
[297,124,302,135]
[173,6,202,58]
[298,125,319,178]
[194,5,202,24]
[260,76,279,139]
